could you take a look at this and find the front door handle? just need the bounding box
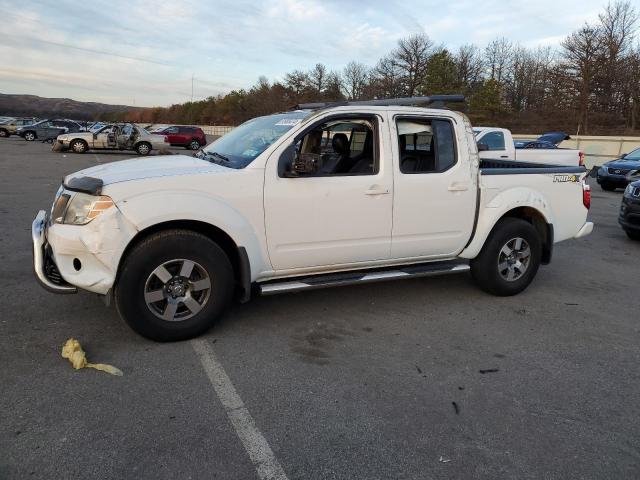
[500,155,509,158]
[365,187,390,195]
[448,182,469,192]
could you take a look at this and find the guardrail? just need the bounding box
[515,134,640,167]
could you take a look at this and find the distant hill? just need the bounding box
[0,93,146,120]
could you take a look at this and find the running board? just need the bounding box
[259,261,470,295]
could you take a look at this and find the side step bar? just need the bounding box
[259,261,470,295]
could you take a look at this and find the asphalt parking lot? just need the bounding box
[1,136,639,480]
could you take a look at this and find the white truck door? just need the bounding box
[264,114,393,271]
[476,128,514,160]
[391,114,477,259]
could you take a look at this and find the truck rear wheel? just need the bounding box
[115,230,234,341]
[470,218,541,296]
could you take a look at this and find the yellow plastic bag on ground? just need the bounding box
[61,338,123,376]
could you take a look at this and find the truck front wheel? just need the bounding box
[115,230,234,341]
[470,218,542,296]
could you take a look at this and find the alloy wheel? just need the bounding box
[144,259,212,321]
[497,237,531,281]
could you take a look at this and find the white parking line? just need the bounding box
[191,338,289,480]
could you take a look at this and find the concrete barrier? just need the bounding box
[515,134,640,168]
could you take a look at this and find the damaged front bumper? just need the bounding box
[32,210,77,293]
[31,203,138,295]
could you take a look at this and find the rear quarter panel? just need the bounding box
[460,171,588,259]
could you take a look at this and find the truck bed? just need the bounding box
[480,158,586,175]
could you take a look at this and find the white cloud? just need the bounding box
[0,0,617,106]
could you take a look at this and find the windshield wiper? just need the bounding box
[209,151,230,162]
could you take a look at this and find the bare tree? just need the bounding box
[393,34,433,96]
[371,54,404,98]
[485,38,513,83]
[307,63,328,94]
[454,44,485,89]
[597,1,638,113]
[561,24,603,133]
[342,61,369,100]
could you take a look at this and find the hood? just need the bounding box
[64,155,230,186]
[605,158,640,169]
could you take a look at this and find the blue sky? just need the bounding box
[0,0,605,107]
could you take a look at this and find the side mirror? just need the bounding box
[278,144,297,177]
[621,153,627,158]
[477,143,489,152]
[278,144,321,177]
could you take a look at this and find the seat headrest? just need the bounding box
[332,133,349,154]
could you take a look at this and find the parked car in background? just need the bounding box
[619,180,640,240]
[596,147,640,191]
[55,123,168,155]
[474,127,584,166]
[514,132,571,150]
[153,125,207,150]
[17,119,83,141]
[0,117,38,137]
[88,122,107,133]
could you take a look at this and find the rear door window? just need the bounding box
[396,118,457,173]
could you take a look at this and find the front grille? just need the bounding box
[608,167,630,175]
[44,252,64,285]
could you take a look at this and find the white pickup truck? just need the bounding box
[31,96,593,341]
[474,127,584,166]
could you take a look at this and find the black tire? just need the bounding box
[600,182,616,191]
[0,128,8,138]
[115,229,234,341]
[470,218,542,296]
[135,142,151,155]
[625,230,640,241]
[24,131,36,141]
[187,139,201,150]
[70,139,88,153]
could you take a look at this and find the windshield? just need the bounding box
[623,147,640,161]
[201,111,311,168]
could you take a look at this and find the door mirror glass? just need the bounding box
[278,144,297,177]
[477,142,489,152]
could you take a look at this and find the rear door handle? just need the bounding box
[500,155,509,158]
[365,187,390,195]
[448,182,469,192]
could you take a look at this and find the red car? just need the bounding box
[155,126,207,150]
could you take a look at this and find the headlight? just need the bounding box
[624,184,635,196]
[61,193,114,225]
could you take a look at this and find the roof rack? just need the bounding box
[295,95,465,110]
